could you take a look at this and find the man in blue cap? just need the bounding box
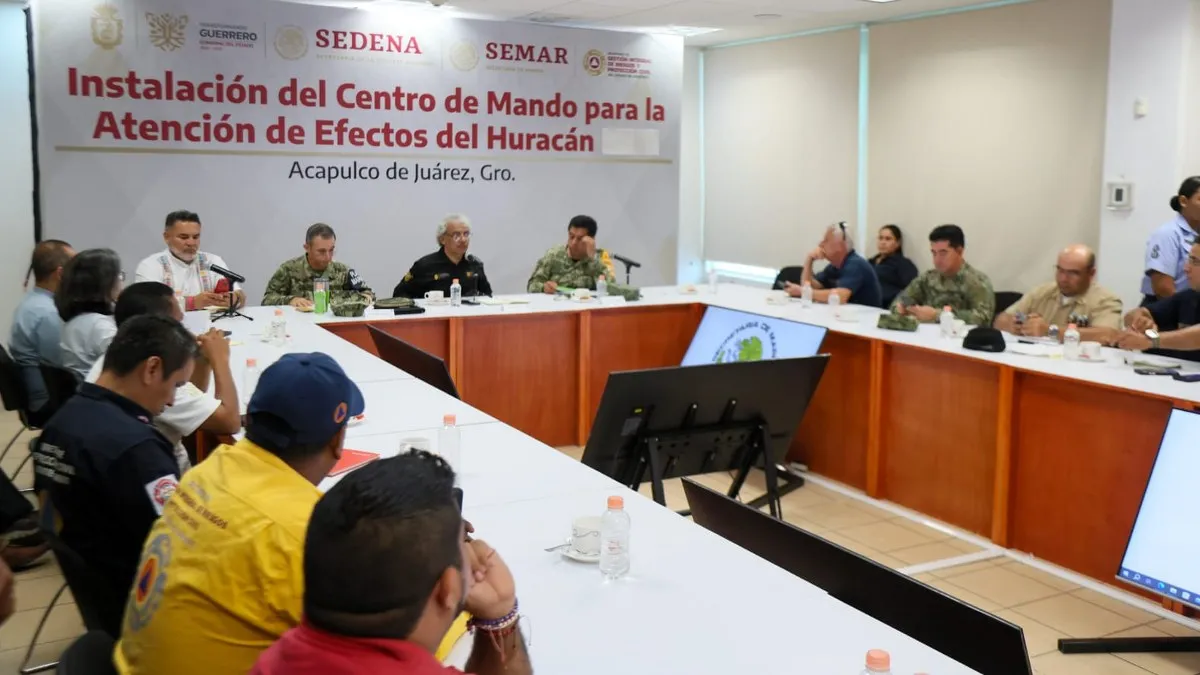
[116,352,364,675]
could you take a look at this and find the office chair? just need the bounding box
[772,266,805,290]
[55,631,117,675]
[994,291,1023,315]
[21,503,125,674]
[0,346,42,467]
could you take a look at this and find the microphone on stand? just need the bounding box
[611,254,641,285]
[208,263,246,284]
[206,263,250,321]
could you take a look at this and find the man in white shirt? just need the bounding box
[86,282,241,473]
[134,210,246,311]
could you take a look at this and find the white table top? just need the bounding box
[312,283,1200,405]
[216,297,986,674]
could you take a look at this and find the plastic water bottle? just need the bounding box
[860,649,892,674]
[707,270,719,294]
[270,309,287,346]
[827,291,841,313]
[939,305,955,338]
[596,276,608,298]
[243,358,261,401]
[800,281,813,308]
[449,278,462,307]
[1064,323,1081,360]
[437,414,461,478]
[599,495,631,579]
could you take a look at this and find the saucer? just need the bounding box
[560,539,599,563]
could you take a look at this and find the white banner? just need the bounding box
[34,0,682,299]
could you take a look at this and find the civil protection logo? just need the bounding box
[448,40,478,72]
[126,534,172,632]
[146,13,187,51]
[711,321,777,364]
[274,25,307,60]
[583,49,605,76]
[91,4,123,50]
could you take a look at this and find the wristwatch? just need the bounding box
[1145,329,1161,349]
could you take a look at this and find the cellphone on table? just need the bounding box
[1134,366,1179,376]
[461,298,480,306]
[221,330,232,337]
[1172,372,1200,382]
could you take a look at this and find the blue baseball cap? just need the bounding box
[247,352,364,448]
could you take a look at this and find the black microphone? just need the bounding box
[208,263,246,284]
[612,253,641,269]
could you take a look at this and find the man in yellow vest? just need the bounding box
[114,352,465,673]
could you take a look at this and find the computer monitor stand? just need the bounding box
[628,415,798,519]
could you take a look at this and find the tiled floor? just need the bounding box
[3,434,1199,673]
[558,445,1200,675]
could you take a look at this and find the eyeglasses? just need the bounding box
[448,232,471,241]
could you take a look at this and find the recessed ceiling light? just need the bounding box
[754,13,782,19]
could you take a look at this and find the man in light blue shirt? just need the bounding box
[10,240,74,416]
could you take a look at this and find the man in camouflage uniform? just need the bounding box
[891,224,995,325]
[262,223,373,307]
[527,215,618,293]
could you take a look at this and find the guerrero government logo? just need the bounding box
[146,12,188,51]
[711,321,778,364]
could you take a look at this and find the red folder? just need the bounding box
[327,449,380,477]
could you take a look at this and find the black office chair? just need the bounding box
[39,364,81,417]
[21,503,125,674]
[772,266,805,290]
[0,345,42,466]
[55,631,116,675]
[994,291,1023,315]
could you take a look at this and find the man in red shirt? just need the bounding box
[252,451,531,675]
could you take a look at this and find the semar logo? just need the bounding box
[315,29,421,54]
[710,321,778,364]
[91,3,123,50]
[146,12,188,51]
[486,42,567,65]
[583,49,605,76]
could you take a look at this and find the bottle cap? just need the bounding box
[865,649,890,669]
[246,358,257,367]
[274,308,284,316]
[1067,323,1078,329]
[943,305,952,311]
[452,278,459,284]
[607,495,624,509]
[443,414,457,425]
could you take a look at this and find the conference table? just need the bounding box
[293,283,1200,607]
[210,301,985,674]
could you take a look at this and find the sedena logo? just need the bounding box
[583,49,605,76]
[711,321,778,364]
[146,12,188,52]
[274,25,307,60]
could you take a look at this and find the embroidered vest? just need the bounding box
[158,252,215,293]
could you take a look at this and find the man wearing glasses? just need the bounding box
[784,222,881,307]
[392,214,493,298]
[1117,242,1200,359]
[993,244,1121,342]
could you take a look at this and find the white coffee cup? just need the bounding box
[424,290,445,302]
[1081,341,1102,360]
[572,288,591,301]
[570,516,601,556]
[767,290,788,305]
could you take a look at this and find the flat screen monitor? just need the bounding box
[1118,407,1200,607]
[680,306,827,367]
[367,326,459,400]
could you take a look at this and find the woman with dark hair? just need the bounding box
[57,248,124,377]
[869,224,919,308]
[1142,177,1200,306]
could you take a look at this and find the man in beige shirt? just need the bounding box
[993,244,1122,342]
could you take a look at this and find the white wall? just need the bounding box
[0,2,36,340]
[1098,0,1194,310]
[677,46,703,285]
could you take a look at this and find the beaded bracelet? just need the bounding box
[468,599,519,632]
